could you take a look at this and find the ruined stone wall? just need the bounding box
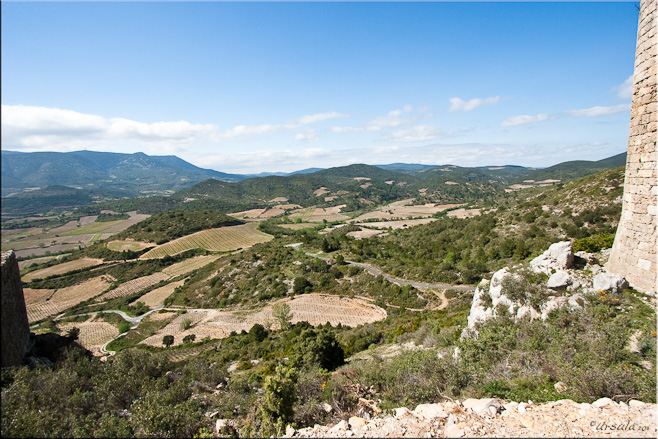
[607,0,657,294]
[1,250,32,367]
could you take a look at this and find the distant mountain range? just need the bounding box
[1,149,627,216]
[1,150,245,198]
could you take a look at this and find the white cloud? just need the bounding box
[332,105,416,133]
[385,125,445,143]
[564,104,631,117]
[449,96,500,112]
[1,104,217,151]
[1,104,349,152]
[613,75,633,99]
[292,111,349,125]
[294,130,320,143]
[501,114,550,127]
[501,104,630,127]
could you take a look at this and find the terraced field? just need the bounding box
[162,255,221,277]
[140,223,272,259]
[26,275,112,322]
[132,279,187,308]
[58,320,119,356]
[95,272,171,302]
[141,294,386,347]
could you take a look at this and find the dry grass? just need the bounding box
[140,223,272,259]
[107,240,155,252]
[22,258,104,282]
[141,294,386,347]
[133,279,187,308]
[23,287,54,305]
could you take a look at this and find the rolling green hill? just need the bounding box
[513,152,627,183]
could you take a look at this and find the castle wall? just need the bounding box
[1,250,32,367]
[607,0,657,294]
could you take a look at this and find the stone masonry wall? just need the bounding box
[1,250,32,367]
[607,0,657,294]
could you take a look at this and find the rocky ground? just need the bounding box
[286,397,657,438]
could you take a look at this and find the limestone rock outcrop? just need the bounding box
[287,397,657,438]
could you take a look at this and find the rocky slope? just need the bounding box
[286,397,656,438]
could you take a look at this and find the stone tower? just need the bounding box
[1,251,32,367]
[607,0,657,294]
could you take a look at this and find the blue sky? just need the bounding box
[1,1,639,174]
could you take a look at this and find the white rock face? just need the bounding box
[530,241,574,275]
[547,270,572,289]
[593,272,629,293]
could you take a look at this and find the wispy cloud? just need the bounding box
[449,96,500,112]
[332,105,417,133]
[613,75,633,99]
[564,104,630,117]
[383,125,447,143]
[501,104,631,127]
[292,111,349,125]
[294,130,320,143]
[501,113,550,127]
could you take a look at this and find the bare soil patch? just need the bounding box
[356,218,437,230]
[447,208,482,219]
[352,202,464,223]
[78,215,98,226]
[353,177,371,181]
[23,287,55,305]
[313,187,330,197]
[269,197,288,203]
[347,228,387,239]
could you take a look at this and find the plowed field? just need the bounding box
[140,223,272,259]
[26,276,112,322]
